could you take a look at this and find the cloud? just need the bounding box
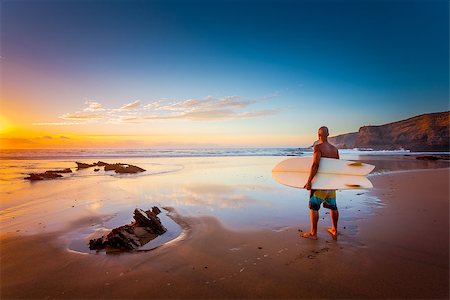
[32,122,86,126]
[35,95,283,126]
[182,109,240,121]
[120,107,284,122]
[60,113,106,120]
[238,108,285,118]
[120,100,141,110]
[158,96,252,112]
[143,100,164,110]
[83,100,104,112]
[60,136,70,139]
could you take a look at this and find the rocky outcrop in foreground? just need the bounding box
[89,207,167,252]
[315,111,449,151]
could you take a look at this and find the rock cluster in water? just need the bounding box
[24,168,72,180]
[89,207,167,252]
[24,161,146,180]
[76,161,146,173]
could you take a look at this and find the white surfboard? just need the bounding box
[272,157,375,176]
[272,157,374,190]
[272,171,373,190]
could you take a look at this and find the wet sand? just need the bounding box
[1,167,448,299]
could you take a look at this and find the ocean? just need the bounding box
[1,147,448,159]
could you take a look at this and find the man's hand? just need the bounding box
[304,181,312,190]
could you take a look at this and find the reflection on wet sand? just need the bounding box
[1,155,447,241]
[1,155,448,298]
[342,154,450,173]
[144,183,269,208]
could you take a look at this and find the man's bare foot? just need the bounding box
[327,228,337,240]
[301,232,318,240]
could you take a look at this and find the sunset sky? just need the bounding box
[1,0,448,149]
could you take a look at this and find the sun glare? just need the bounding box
[0,115,12,133]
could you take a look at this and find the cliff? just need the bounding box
[328,132,358,149]
[313,111,449,151]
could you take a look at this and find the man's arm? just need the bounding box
[304,145,321,190]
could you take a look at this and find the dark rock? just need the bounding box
[44,168,72,174]
[89,225,141,251]
[76,162,96,169]
[89,207,166,252]
[134,208,167,234]
[24,167,72,180]
[25,174,44,180]
[25,172,63,180]
[151,206,162,215]
[104,163,146,174]
[75,161,146,173]
[94,168,100,172]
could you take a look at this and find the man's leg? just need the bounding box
[302,192,321,239]
[323,201,339,239]
[301,190,322,240]
[328,209,339,239]
[302,209,319,239]
[323,193,338,239]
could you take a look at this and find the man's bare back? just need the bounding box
[315,141,339,159]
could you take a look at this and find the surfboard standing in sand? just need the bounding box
[272,126,375,240]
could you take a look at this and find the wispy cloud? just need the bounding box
[32,122,86,126]
[60,113,106,120]
[33,95,283,126]
[157,96,249,112]
[120,100,141,110]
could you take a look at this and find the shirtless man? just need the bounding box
[302,126,340,240]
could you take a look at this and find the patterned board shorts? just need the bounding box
[309,190,337,211]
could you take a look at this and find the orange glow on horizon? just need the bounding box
[0,105,315,149]
[0,129,313,149]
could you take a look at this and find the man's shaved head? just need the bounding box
[318,126,329,137]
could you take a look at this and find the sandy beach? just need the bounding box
[1,156,449,299]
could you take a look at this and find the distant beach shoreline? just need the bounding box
[1,147,449,160]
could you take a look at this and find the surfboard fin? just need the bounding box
[348,162,363,166]
[345,184,361,188]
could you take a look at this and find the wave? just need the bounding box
[1,148,448,159]
[0,148,308,159]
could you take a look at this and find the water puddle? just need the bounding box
[65,209,184,255]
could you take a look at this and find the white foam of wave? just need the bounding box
[1,148,448,159]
